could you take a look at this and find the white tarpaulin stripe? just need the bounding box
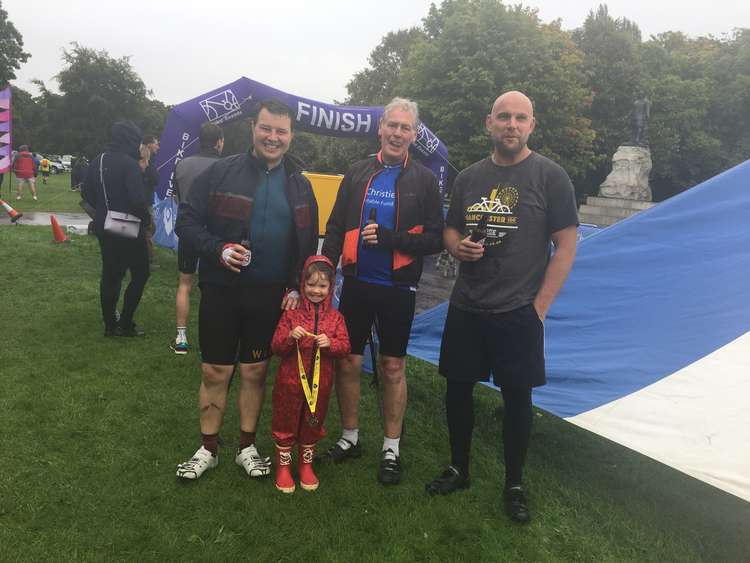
[567,331,750,502]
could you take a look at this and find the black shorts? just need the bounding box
[41,171,49,178]
[439,303,545,388]
[198,283,285,365]
[177,238,199,274]
[338,277,416,357]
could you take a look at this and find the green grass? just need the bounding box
[2,171,84,214]
[1,226,749,562]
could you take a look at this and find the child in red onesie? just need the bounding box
[271,255,350,493]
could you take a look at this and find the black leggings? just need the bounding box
[98,234,150,328]
[446,380,533,487]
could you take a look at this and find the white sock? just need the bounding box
[339,428,359,449]
[176,327,187,341]
[383,437,400,458]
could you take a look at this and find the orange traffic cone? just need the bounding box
[50,214,69,243]
[1,199,23,223]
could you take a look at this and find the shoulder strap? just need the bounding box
[99,154,110,210]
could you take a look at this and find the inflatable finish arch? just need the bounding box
[152,76,452,249]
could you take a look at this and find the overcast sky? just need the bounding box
[5,0,748,105]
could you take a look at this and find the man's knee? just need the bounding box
[202,363,233,387]
[239,361,269,385]
[380,356,405,385]
[337,355,363,381]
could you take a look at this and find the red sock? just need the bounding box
[239,431,256,450]
[202,433,219,455]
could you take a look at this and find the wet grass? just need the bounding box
[1,226,748,562]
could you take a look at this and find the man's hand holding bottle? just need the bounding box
[220,242,251,273]
[454,215,487,262]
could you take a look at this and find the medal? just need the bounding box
[296,340,321,426]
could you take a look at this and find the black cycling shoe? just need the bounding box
[315,438,361,464]
[377,449,401,485]
[115,323,145,337]
[504,485,531,524]
[425,465,470,495]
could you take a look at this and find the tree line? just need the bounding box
[2,1,749,201]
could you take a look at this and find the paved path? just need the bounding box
[0,211,91,233]
[1,211,456,310]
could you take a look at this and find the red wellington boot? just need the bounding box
[275,444,295,493]
[299,444,319,491]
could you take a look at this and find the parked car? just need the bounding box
[61,155,73,171]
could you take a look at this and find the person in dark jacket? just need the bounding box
[142,135,160,199]
[141,135,160,265]
[71,156,89,191]
[174,99,319,481]
[82,120,151,337]
[319,97,444,486]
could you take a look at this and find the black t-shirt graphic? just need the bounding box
[446,153,578,314]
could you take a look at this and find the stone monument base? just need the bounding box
[599,145,652,201]
[578,195,656,227]
[580,145,656,227]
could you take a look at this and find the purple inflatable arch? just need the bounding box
[152,77,453,249]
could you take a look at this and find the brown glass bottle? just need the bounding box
[239,226,252,267]
[469,214,487,244]
[362,208,377,246]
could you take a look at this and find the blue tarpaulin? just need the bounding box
[406,161,750,502]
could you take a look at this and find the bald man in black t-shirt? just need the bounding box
[426,91,579,524]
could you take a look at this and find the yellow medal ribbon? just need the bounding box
[296,341,321,415]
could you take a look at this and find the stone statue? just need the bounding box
[631,96,651,146]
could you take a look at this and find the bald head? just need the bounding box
[486,90,536,165]
[491,91,534,118]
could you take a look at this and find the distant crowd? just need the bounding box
[3,147,91,200]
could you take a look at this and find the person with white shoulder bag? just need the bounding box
[82,120,151,337]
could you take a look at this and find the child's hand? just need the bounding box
[290,326,307,340]
[315,334,331,348]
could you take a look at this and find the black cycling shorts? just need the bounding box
[198,283,285,365]
[177,238,199,274]
[338,277,416,358]
[439,303,546,388]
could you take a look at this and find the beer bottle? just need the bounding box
[363,208,377,246]
[239,228,252,268]
[469,214,487,244]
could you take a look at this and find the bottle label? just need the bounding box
[240,240,251,267]
[240,249,251,267]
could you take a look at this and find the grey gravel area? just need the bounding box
[415,255,455,313]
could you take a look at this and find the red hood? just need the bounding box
[299,254,336,313]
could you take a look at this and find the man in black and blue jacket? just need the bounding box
[175,99,319,481]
